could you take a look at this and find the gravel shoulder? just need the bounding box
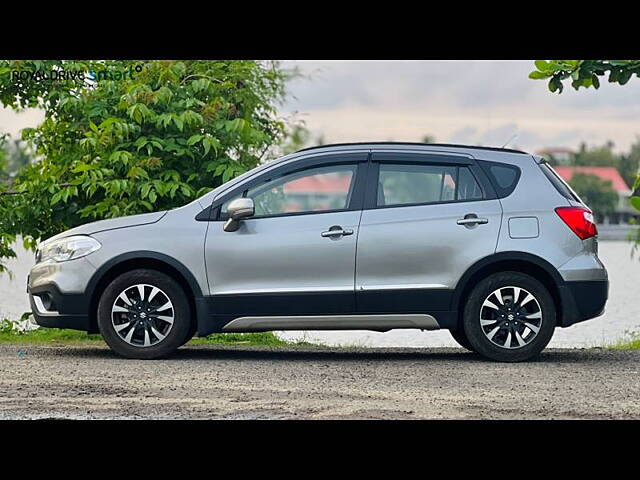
[0,344,638,419]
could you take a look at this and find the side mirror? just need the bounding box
[223,198,255,232]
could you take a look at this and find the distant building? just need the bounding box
[553,166,636,225]
[535,148,575,165]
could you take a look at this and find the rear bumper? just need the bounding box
[558,279,608,327]
[28,283,91,332]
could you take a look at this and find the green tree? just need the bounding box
[0,60,300,270]
[550,140,638,189]
[573,141,618,167]
[281,122,311,155]
[528,60,640,229]
[0,134,8,182]
[529,60,640,93]
[568,173,619,221]
[1,136,33,186]
[0,136,16,273]
[620,137,640,190]
[279,122,325,155]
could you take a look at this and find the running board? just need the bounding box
[221,314,440,332]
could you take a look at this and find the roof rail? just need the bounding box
[296,142,528,155]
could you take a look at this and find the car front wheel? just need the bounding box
[462,272,556,362]
[97,269,192,359]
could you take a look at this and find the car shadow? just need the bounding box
[31,344,617,364]
[174,346,484,363]
[169,346,614,363]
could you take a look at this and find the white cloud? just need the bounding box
[2,61,639,156]
[0,107,44,139]
[282,60,640,153]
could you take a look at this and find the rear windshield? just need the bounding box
[539,163,581,202]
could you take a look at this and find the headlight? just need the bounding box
[37,235,101,263]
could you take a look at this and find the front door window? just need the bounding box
[222,164,357,218]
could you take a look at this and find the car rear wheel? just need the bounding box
[462,272,556,362]
[97,269,192,359]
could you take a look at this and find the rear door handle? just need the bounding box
[321,226,354,238]
[457,216,488,226]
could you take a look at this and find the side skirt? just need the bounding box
[193,290,459,336]
[221,314,440,332]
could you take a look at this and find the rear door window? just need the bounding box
[376,164,484,207]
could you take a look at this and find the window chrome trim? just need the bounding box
[371,148,473,162]
[212,284,449,296]
[358,283,449,291]
[213,286,354,296]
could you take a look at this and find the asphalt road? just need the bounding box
[1,344,638,419]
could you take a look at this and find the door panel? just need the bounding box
[204,155,368,319]
[206,210,361,296]
[356,201,502,293]
[355,156,503,314]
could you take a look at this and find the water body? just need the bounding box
[1,241,638,348]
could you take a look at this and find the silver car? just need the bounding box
[27,143,609,361]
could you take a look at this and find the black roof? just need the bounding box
[296,142,527,155]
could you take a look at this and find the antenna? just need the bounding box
[502,133,518,149]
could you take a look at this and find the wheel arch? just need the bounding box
[452,251,564,329]
[86,251,203,334]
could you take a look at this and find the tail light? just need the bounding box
[555,206,597,240]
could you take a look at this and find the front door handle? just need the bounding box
[321,226,354,238]
[457,215,489,226]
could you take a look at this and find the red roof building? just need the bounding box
[284,174,352,193]
[553,166,630,193]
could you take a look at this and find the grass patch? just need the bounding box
[190,332,289,346]
[609,337,640,350]
[0,328,103,344]
[0,326,314,348]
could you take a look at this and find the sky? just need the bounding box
[280,60,640,154]
[1,60,639,155]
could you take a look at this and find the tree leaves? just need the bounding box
[528,59,640,216]
[50,185,78,205]
[530,60,640,94]
[528,70,548,80]
[202,136,220,156]
[187,134,202,146]
[534,60,551,72]
[0,60,297,248]
[127,103,154,124]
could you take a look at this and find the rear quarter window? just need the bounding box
[477,160,521,198]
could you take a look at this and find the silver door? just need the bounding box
[207,210,360,295]
[355,155,502,312]
[204,159,365,310]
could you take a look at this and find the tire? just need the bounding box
[181,322,197,347]
[462,271,556,362]
[449,328,476,352]
[97,269,192,359]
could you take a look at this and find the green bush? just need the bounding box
[0,60,300,269]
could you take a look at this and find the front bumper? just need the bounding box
[28,283,91,331]
[558,279,609,327]
[27,255,97,332]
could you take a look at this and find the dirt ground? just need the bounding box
[0,344,638,419]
